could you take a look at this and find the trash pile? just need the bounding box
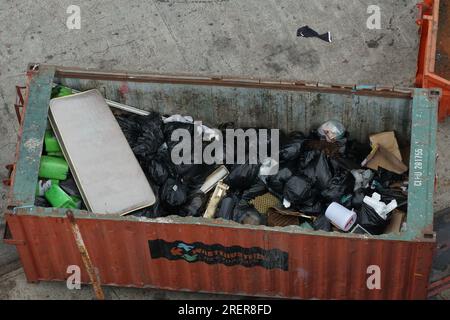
[36,87,409,236]
[114,112,408,235]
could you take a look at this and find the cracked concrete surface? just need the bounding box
[0,0,449,299]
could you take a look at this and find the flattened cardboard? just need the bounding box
[369,131,403,160]
[363,144,408,174]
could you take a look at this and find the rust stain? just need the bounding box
[66,211,105,300]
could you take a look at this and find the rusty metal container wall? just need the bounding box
[5,213,434,299]
[3,65,438,299]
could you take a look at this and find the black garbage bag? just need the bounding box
[377,190,407,209]
[265,167,293,197]
[225,163,260,190]
[163,121,195,150]
[283,175,314,206]
[35,196,51,207]
[178,164,218,190]
[295,198,323,215]
[279,132,305,161]
[357,202,390,235]
[373,168,406,189]
[312,214,332,232]
[146,156,170,185]
[321,172,354,202]
[242,178,267,201]
[116,116,142,148]
[216,193,240,220]
[160,178,188,213]
[302,151,333,190]
[351,188,367,210]
[233,200,264,225]
[124,112,165,159]
[179,192,207,217]
[299,149,318,168]
[136,201,167,218]
[59,175,81,197]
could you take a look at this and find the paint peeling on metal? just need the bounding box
[23,138,41,153]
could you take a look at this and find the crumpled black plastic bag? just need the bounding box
[312,214,332,232]
[59,175,81,197]
[265,167,293,197]
[122,112,165,159]
[178,164,218,190]
[295,198,323,215]
[301,151,333,190]
[242,178,267,201]
[233,200,264,225]
[216,194,240,220]
[160,178,188,213]
[179,192,207,217]
[283,175,314,206]
[321,172,354,202]
[146,156,170,185]
[225,163,260,190]
[373,168,406,189]
[357,202,390,235]
[279,132,305,161]
[117,116,143,148]
[163,121,195,151]
[351,188,367,210]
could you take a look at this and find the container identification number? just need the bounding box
[413,148,424,187]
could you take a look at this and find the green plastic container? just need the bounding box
[47,151,64,158]
[44,184,77,208]
[38,156,69,180]
[44,130,61,153]
[70,195,82,209]
[51,86,72,98]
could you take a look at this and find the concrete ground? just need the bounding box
[0,0,449,299]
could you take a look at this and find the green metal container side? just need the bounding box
[9,65,438,242]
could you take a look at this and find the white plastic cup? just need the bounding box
[325,202,357,231]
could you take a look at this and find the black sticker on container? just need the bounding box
[148,239,289,271]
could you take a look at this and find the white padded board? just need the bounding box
[49,89,155,215]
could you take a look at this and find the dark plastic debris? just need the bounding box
[283,175,314,206]
[233,200,264,225]
[313,214,332,232]
[160,178,188,213]
[297,25,332,43]
[357,202,390,235]
[225,163,260,190]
